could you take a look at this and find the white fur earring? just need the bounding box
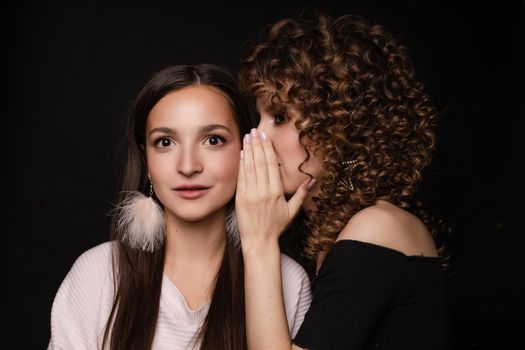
[225,206,240,246]
[115,180,165,252]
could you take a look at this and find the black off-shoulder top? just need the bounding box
[293,240,450,350]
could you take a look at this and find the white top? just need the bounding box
[48,241,312,349]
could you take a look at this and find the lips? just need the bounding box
[174,184,211,200]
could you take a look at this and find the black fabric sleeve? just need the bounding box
[293,240,411,349]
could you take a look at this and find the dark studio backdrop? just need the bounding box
[4,0,523,348]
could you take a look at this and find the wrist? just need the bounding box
[241,237,281,260]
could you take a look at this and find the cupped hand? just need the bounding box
[235,128,314,253]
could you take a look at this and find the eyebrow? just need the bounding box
[148,124,232,137]
[199,124,232,134]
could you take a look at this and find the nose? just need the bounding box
[176,146,203,177]
[256,120,271,138]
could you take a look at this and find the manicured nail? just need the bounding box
[306,178,317,191]
[251,128,258,138]
[244,134,251,144]
[240,150,244,160]
[261,131,268,140]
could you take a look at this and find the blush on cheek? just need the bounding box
[213,152,240,180]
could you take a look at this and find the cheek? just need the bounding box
[210,149,240,186]
[279,131,306,166]
[268,127,294,154]
[146,152,168,180]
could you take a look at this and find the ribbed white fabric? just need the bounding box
[48,241,312,349]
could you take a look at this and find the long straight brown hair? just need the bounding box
[102,64,255,349]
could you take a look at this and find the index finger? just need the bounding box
[260,131,283,193]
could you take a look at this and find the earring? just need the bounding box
[114,180,165,252]
[337,160,358,192]
[225,206,240,246]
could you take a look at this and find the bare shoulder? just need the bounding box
[336,200,438,257]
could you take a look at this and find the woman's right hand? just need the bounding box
[235,128,313,254]
[236,128,312,349]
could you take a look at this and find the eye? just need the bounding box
[274,114,287,125]
[204,135,226,146]
[154,137,175,148]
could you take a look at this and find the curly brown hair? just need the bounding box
[239,12,448,266]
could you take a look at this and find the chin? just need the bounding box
[175,203,229,223]
[167,204,212,222]
[283,185,300,199]
[173,212,209,223]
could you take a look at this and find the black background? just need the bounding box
[5,0,523,348]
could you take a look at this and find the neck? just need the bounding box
[302,181,321,214]
[163,208,228,309]
[302,195,316,214]
[164,208,227,270]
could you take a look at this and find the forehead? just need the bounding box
[148,85,236,127]
[255,92,271,111]
[256,89,291,115]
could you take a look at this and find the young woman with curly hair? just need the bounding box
[235,11,450,350]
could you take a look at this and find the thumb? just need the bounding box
[287,178,316,218]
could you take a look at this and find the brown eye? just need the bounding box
[274,114,287,125]
[154,137,175,148]
[204,135,226,146]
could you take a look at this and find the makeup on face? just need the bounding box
[145,85,241,223]
[255,93,321,196]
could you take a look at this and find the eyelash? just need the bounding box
[203,134,226,146]
[152,135,226,148]
[153,137,174,148]
[273,114,287,125]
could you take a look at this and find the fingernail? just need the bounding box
[240,150,244,160]
[261,131,268,140]
[244,134,251,144]
[306,179,317,191]
[251,128,258,138]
